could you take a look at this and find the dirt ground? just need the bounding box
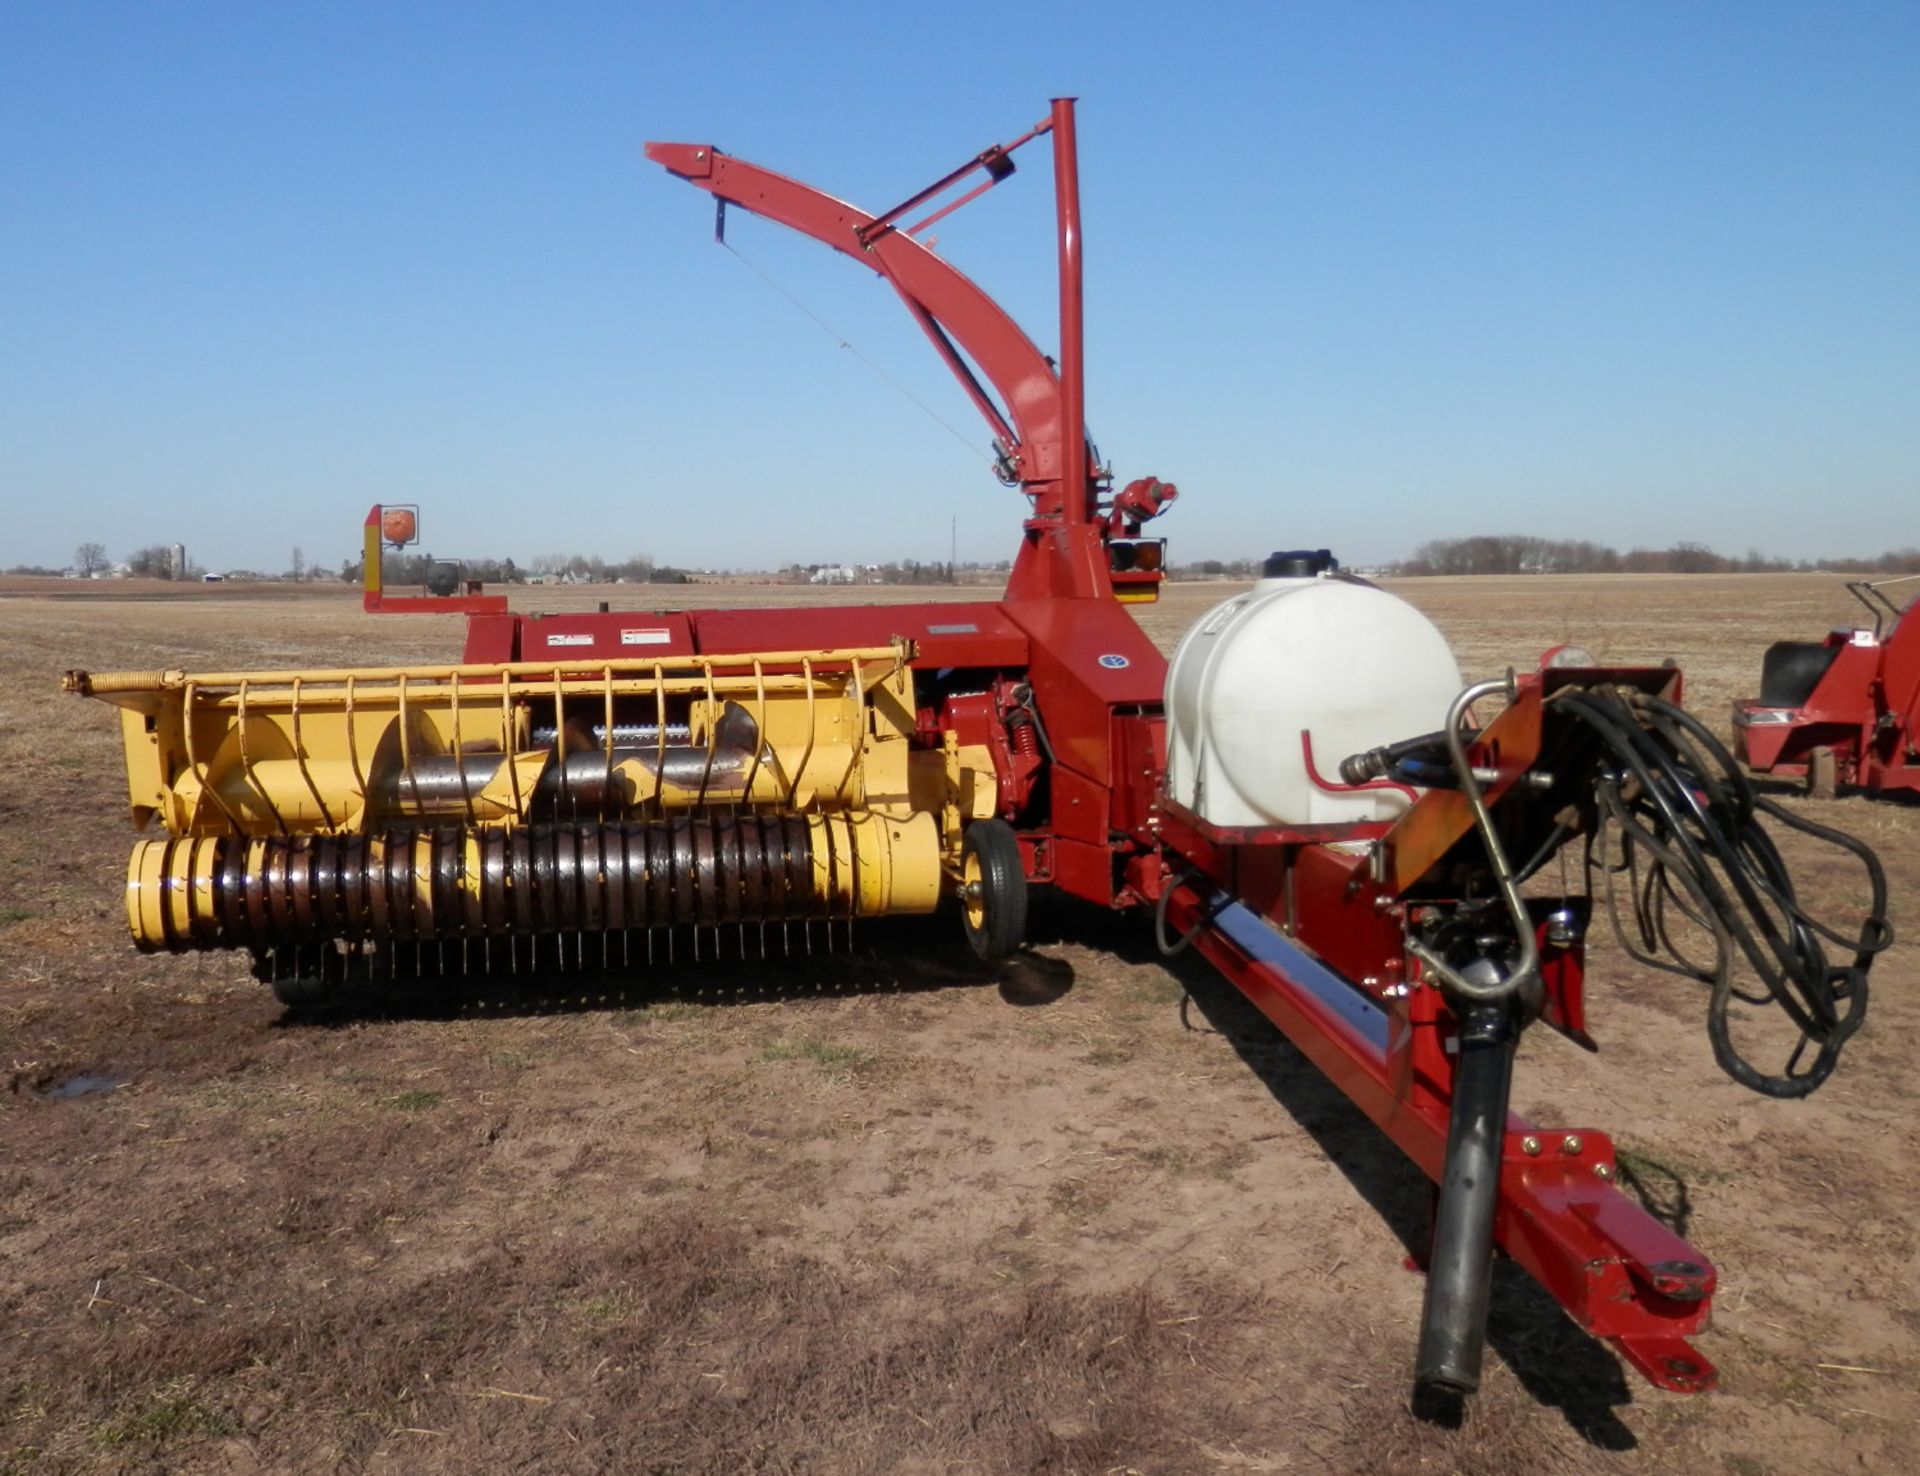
[2,574,1914,1475]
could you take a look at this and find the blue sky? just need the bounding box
[3,3,1915,573]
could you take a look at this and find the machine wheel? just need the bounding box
[1806,745,1837,801]
[959,819,1028,962]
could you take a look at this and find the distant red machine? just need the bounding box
[1735,576,1920,798]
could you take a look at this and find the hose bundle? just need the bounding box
[1554,686,1892,1097]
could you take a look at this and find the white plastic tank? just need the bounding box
[1165,551,1463,827]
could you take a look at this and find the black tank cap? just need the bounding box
[1262,549,1338,578]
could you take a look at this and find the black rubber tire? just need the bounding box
[960,819,1028,963]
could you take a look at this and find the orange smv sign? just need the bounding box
[379,506,419,547]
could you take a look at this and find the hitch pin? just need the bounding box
[1478,767,1554,790]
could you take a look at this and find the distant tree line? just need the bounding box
[20,534,1920,586]
[1171,558,1266,579]
[526,552,672,583]
[1392,536,1920,578]
[125,545,189,579]
[16,541,219,580]
[778,560,1014,584]
[872,559,960,585]
[2,541,340,582]
[339,551,693,586]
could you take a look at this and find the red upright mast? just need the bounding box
[645,99,1116,602]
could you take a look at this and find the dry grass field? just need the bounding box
[1,573,1914,1475]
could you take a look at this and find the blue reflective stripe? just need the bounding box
[1205,893,1391,1051]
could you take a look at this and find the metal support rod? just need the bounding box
[857,120,1051,244]
[1415,1001,1517,1393]
[1050,97,1087,526]
[1404,676,1540,1004]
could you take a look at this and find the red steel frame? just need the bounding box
[1149,668,1716,1391]
[416,100,1729,1392]
[647,102,1116,605]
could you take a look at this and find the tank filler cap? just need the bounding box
[1261,549,1338,579]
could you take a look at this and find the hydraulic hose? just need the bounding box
[1555,686,1891,1098]
[1414,1000,1517,1394]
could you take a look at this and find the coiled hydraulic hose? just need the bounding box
[1553,686,1891,1098]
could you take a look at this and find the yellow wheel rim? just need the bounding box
[962,848,986,930]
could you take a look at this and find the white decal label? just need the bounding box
[620,628,674,646]
[544,633,594,647]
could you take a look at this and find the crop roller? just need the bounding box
[63,643,999,982]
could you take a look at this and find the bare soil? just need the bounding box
[2,575,1914,1475]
